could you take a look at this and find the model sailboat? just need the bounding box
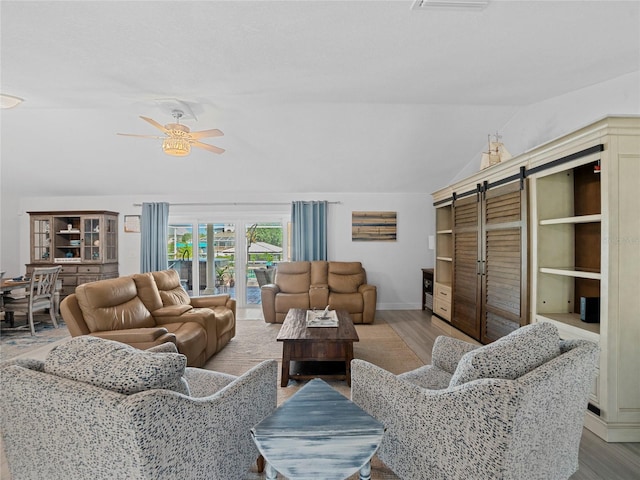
[480,132,512,169]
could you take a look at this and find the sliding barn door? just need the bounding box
[481,181,528,343]
[452,194,481,340]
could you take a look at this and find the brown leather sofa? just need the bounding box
[260,261,376,324]
[60,269,236,367]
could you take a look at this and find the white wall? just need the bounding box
[451,72,640,182]
[8,191,433,310]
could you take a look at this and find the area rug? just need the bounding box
[203,315,424,405]
[0,315,71,363]
[203,314,418,479]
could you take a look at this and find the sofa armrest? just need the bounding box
[261,285,280,323]
[188,295,237,325]
[431,336,480,374]
[359,284,377,323]
[358,283,376,294]
[190,294,230,309]
[60,294,91,336]
[122,359,278,478]
[89,328,177,350]
[184,367,237,397]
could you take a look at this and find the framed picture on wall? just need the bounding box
[352,211,397,241]
[124,215,141,233]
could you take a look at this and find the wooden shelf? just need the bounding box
[535,313,600,341]
[436,229,453,234]
[436,256,453,262]
[539,267,601,280]
[539,214,601,225]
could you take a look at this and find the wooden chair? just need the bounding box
[3,266,62,335]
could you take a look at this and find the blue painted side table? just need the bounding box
[251,378,385,480]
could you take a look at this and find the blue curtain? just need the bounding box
[291,201,327,261]
[140,202,170,273]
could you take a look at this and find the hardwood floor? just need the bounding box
[379,309,640,480]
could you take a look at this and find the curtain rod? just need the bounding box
[132,201,341,207]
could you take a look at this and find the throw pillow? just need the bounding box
[449,322,561,387]
[44,336,190,395]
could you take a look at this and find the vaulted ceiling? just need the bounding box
[1,1,638,197]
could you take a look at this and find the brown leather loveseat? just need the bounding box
[60,269,236,367]
[260,261,376,324]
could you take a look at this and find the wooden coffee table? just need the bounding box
[277,308,359,387]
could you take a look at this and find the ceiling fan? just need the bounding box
[117,110,224,156]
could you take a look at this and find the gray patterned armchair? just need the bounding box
[1,337,277,480]
[351,322,599,480]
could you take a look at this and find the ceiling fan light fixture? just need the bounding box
[0,94,24,109]
[162,136,191,156]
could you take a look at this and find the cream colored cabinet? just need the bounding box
[529,117,640,442]
[27,211,119,297]
[433,116,639,441]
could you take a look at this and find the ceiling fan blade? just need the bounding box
[189,128,224,140]
[117,133,166,139]
[192,141,225,154]
[139,116,170,134]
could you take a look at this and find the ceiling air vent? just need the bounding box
[411,0,489,10]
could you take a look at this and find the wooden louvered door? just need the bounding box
[451,180,528,343]
[481,181,528,343]
[452,194,481,340]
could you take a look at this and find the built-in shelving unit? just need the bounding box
[432,116,640,442]
[532,160,602,339]
[433,203,453,321]
[528,116,640,442]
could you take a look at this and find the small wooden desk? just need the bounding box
[277,309,359,387]
[252,378,384,480]
[0,279,29,292]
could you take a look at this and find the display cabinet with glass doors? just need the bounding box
[27,211,119,297]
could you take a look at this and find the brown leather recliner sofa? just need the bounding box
[260,261,376,324]
[60,269,236,367]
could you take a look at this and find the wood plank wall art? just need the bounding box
[352,211,397,241]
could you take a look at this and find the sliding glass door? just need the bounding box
[245,222,284,305]
[167,223,236,295]
[168,218,286,307]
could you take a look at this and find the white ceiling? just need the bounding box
[1,0,639,197]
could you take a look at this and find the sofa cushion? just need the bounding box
[449,322,561,387]
[328,262,365,293]
[44,336,189,395]
[75,276,156,332]
[151,269,191,306]
[133,271,164,312]
[328,292,364,313]
[399,365,453,390]
[275,292,310,313]
[275,262,311,294]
